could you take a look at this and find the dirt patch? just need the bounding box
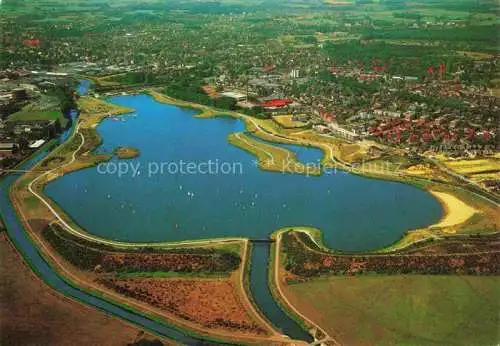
[98,277,267,336]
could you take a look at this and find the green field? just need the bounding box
[286,276,500,345]
[7,109,66,124]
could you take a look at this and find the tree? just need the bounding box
[215,96,237,111]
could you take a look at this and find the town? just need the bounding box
[1,0,498,193]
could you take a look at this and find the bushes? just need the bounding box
[42,224,104,270]
[42,224,241,274]
[282,231,500,277]
[101,252,240,274]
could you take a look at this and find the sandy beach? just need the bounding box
[429,191,478,230]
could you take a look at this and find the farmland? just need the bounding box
[443,158,500,175]
[285,275,500,346]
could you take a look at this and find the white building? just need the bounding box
[220,91,247,101]
[328,123,360,141]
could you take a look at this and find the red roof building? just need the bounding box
[262,99,292,108]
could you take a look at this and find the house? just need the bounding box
[0,142,15,157]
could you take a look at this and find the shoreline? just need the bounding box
[428,191,479,230]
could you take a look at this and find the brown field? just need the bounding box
[98,277,268,336]
[0,233,172,346]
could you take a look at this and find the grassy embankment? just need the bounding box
[228,133,321,176]
[266,230,317,339]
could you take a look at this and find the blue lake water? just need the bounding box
[45,94,442,252]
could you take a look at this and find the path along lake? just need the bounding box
[46,94,442,252]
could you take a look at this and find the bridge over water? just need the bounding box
[249,239,276,244]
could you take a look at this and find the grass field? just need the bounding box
[286,275,500,346]
[7,109,66,124]
[272,115,309,129]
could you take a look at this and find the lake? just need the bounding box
[46,94,443,252]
